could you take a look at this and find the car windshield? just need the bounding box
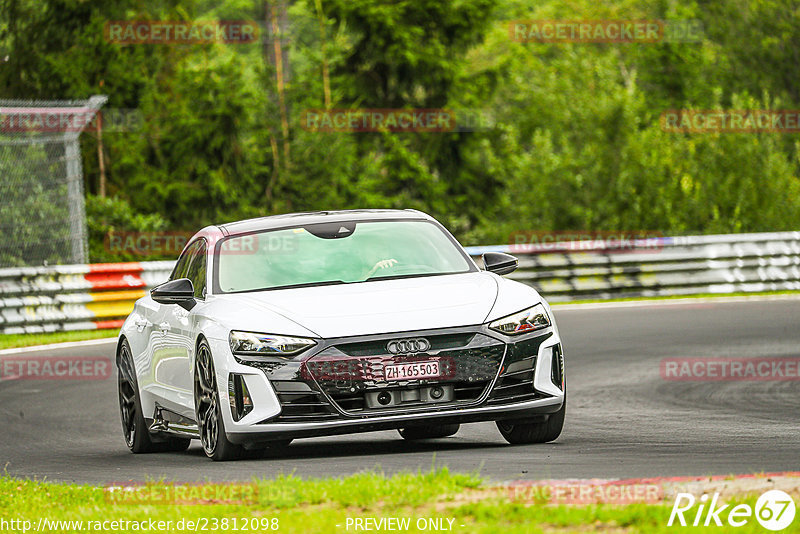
[214,219,474,293]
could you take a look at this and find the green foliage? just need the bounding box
[86,194,170,262]
[1,0,799,261]
[0,141,78,266]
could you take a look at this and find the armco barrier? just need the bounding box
[0,262,173,334]
[465,231,800,302]
[0,232,798,334]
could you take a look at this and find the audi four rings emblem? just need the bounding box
[386,338,431,354]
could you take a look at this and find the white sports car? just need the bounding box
[117,209,566,460]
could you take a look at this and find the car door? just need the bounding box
[147,240,204,417]
[137,242,194,408]
[156,239,207,417]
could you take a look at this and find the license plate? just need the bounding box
[384,361,441,381]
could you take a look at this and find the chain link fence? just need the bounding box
[0,96,106,268]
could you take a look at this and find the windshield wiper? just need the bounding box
[269,280,349,290]
[228,280,348,293]
[363,272,447,283]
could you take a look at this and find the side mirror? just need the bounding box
[151,278,196,310]
[482,252,518,275]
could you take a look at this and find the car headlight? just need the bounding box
[488,304,551,335]
[229,331,316,357]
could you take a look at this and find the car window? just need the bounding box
[184,240,207,299]
[170,240,200,281]
[215,220,474,293]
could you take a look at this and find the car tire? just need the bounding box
[118,338,191,453]
[194,338,244,461]
[496,391,566,445]
[398,424,460,440]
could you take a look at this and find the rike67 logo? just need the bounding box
[669,490,795,531]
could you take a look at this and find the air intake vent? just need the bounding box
[551,344,564,390]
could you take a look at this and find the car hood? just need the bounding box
[210,272,500,338]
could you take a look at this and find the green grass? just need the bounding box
[0,470,784,533]
[551,289,800,306]
[0,330,115,350]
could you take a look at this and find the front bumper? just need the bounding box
[227,395,563,443]
[211,324,564,443]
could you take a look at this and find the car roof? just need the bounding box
[214,209,434,236]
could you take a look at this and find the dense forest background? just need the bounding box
[1,0,799,262]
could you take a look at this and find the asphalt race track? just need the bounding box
[1,297,798,485]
